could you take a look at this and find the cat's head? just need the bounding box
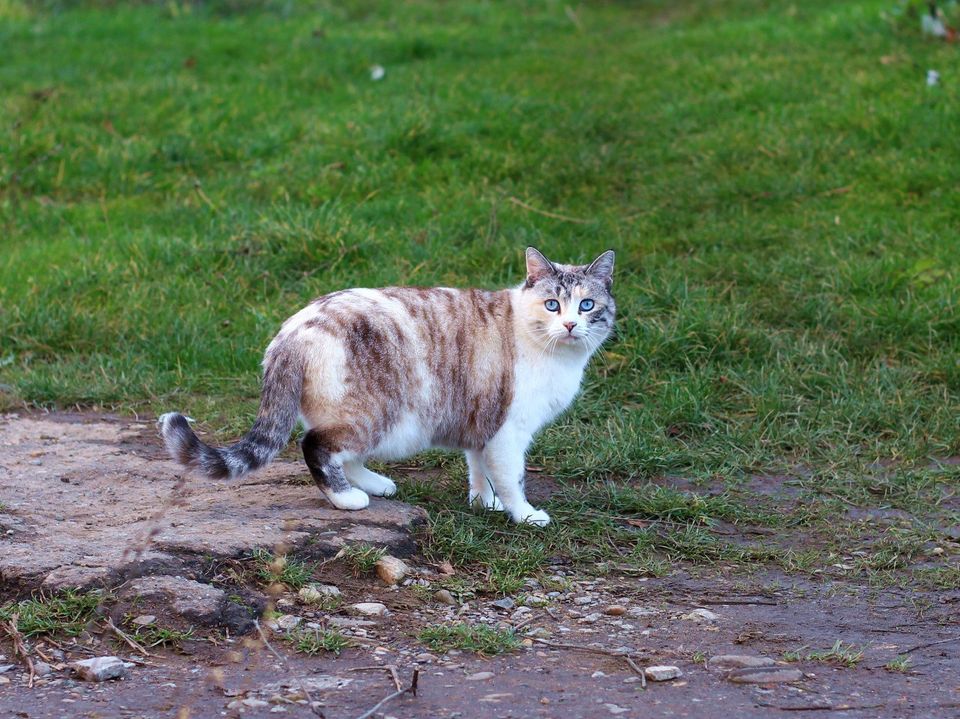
[518,247,616,353]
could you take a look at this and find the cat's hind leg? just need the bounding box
[343,460,398,497]
[301,429,369,510]
[465,449,504,511]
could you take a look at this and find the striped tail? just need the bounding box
[158,346,303,479]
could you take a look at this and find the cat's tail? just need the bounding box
[158,344,303,479]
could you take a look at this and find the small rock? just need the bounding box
[525,627,551,639]
[681,608,718,622]
[604,605,626,616]
[415,653,435,663]
[375,556,408,586]
[591,670,607,678]
[573,596,593,606]
[727,667,803,684]
[71,657,133,682]
[605,704,630,715]
[490,598,515,611]
[275,615,301,631]
[521,638,534,648]
[707,655,775,671]
[645,665,682,682]
[299,584,341,605]
[0,665,15,673]
[434,589,457,606]
[627,606,660,618]
[350,602,388,617]
[465,671,494,681]
[328,617,376,628]
[578,613,602,624]
[33,661,53,677]
[131,615,156,626]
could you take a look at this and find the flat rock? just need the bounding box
[122,576,226,624]
[645,665,682,682]
[490,598,515,611]
[434,589,457,606]
[374,556,408,586]
[0,414,426,592]
[681,608,719,622]
[350,602,388,617]
[71,656,133,682]
[298,584,341,605]
[708,654,776,671]
[727,667,803,684]
[465,671,495,681]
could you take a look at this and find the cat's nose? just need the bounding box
[563,321,577,333]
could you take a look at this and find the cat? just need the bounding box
[159,246,615,526]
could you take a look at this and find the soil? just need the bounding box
[1,412,958,719]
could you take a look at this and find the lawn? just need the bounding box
[1,0,958,591]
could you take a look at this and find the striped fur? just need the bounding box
[159,247,615,525]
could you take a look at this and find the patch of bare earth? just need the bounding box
[1,412,959,718]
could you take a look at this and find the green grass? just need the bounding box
[0,591,103,638]
[339,543,386,577]
[784,640,866,668]
[287,627,351,656]
[418,622,520,655]
[251,548,315,590]
[2,0,959,589]
[124,618,195,648]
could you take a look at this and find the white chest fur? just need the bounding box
[507,348,590,436]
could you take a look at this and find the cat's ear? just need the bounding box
[525,247,556,285]
[586,249,615,286]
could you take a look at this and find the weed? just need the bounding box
[340,543,386,577]
[794,640,865,668]
[884,655,912,672]
[125,619,194,648]
[418,622,520,655]
[251,549,315,589]
[0,591,102,638]
[288,627,351,656]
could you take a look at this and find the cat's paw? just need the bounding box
[344,465,397,497]
[513,506,551,527]
[324,487,370,510]
[469,491,505,511]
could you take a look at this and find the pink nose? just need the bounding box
[563,321,577,333]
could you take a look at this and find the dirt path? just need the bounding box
[1,412,958,718]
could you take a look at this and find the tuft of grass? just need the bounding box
[0,591,102,638]
[251,548,315,590]
[339,543,386,577]
[784,640,865,668]
[418,622,520,655]
[125,619,194,648]
[288,627,351,656]
[884,654,912,672]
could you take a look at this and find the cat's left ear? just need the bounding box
[525,247,556,285]
[586,250,615,287]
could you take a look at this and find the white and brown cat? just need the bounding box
[160,247,615,526]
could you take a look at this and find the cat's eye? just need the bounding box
[544,299,561,312]
[579,299,595,312]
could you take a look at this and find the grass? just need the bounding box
[124,619,195,648]
[418,622,520,655]
[0,591,102,638]
[784,640,866,668]
[339,543,386,577]
[251,548,315,590]
[287,627,351,656]
[2,0,959,590]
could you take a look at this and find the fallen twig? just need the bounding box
[106,618,151,657]
[348,664,402,692]
[351,668,419,719]
[624,655,647,689]
[902,635,960,655]
[507,196,591,224]
[3,614,36,688]
[532,637,650,681]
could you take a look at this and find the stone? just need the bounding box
[0,665,15,673]
[434,589,457,606]
[708,654,775,671]
[578,613,602,624]
[131,614,156,626]
[681,608,718,622]
[604,605,626,616]
[415,653,435,663]
[33,661,53,677]
[350,602,388,617]
[275,614,301,631]
[122,576,226,625]
[0,414,426,594]
[645,665,682,682]
[71,657,133,682]
[728,667,803,684]
[328,617,376,628]
[605,704,630,715]
[298,584,341,605]
[490,598,515,611]
[465,671,494,681]
[0,677,8,685]
[243,698,270,708]
[591,670,607,678]
[573,596,593,606]
[375,556,409,586]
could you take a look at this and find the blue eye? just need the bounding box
[579,299,595,312]
[544,299,560,312]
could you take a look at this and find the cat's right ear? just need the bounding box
[525,247,555,286]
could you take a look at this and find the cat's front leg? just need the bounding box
[465,449,504,511]
[480,430,549,526]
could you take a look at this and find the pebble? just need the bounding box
[242,698,270,708]
[681,608,718,622]
[604,605,626,616]
[490,598,515,611]
[33,662,53,677]
[525,627,551,639]
[707,654,775,671]
[465,671,494,681]
[0,665,15,673]
[275,614,301,631]
[434,589,457,606]
[578,613,602,624]
[727,667,803,684]
[592,670,607,678]
[415,653,435,663]
[573,596,594,606]
[645,665,682,682]
[71,657,133,682]
[131,615,156,626]
[350,602,389,617]
[375,556,409,586]
[298,584,341,605]
[604,704,630,715]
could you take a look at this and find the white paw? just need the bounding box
[345,467,398,497]
[324,487,370,510]
[469,491,505,511]
[513,507,551,527]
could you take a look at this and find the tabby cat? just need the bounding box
[159,247,615,526]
